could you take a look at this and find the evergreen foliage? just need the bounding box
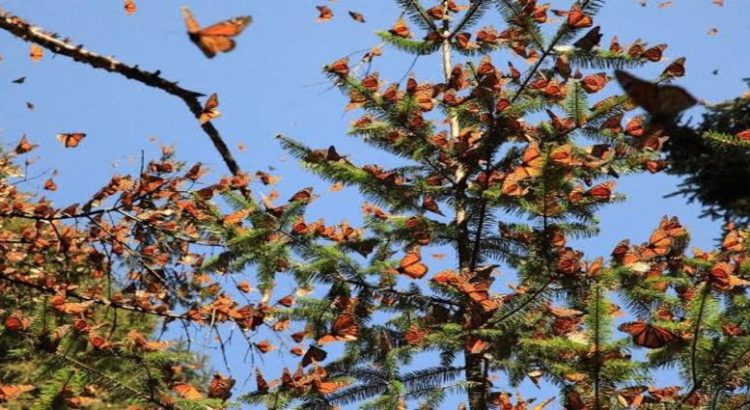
[665,80,750,221]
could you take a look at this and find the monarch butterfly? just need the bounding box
[348,11,366,23]
[663,57,686,77]
[391,247,429,279]
[609,35,622,53]
[14,135,37,154]
[181,6,252,58]
[616,386,647,408]
[506,141,544,185]
[3,313,29,331]
[404,325,428,345]
[208,374,235,401]
[254,369,270,393]
[198,93,220,124]
[56,133,86,148]
[325,58,350,76]
[659,215,687,237]
[640,228,672,260]
[313,379,349,395]
[389,18,412,38]
[0,384,35,402]
[288,187,314,204]
[566,5,593,28]
[291,329,309,343]
[276,294,295,307]
[618,321,677,348]
[647,386,682,402]
[301,345,328,367]
[316,5,333,22]
[615,70,698,121]
[708,262,733,289]
[641,44,667,62]
[722,225,746,252]
[317,313,360,344]
[254,339,276,353]
[123,0,136,15]
[581,72,608,93]
[88,332,111,350]
[29,43,43,62]
[573,26,602,51]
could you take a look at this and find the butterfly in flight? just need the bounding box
[56,133,86,148]
[181,6,252,58]
[615,70,697,122]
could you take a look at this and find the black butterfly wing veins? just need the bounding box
[181,6,252,58]
[615,70,698,121]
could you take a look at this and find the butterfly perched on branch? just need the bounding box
[181,6,252,58]
[618,321,678,348]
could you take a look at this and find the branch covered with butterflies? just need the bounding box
[1,1,749,410]
[258,1,749,409]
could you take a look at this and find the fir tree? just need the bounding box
[247,1,750,409]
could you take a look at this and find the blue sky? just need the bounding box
[1,0,749,408]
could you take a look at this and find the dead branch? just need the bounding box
[0,7,243,179]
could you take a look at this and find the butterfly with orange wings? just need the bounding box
[618,321,678,348]
[615,70,697,122]
[181,6,252,58]
[317,313,360,345]
[56,133,86,148]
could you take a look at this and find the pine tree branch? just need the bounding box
[0,270,188,320]
[593,284,601,410]
[53,352,173,409]
[277,229,459,308]
[0,8,244,182]
[680,284,711,405]
[509,0,599,104]
[484,278,554,328]
[449,0,491,40]
[396,0,439,32]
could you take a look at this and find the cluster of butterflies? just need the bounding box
[567,24,699,122]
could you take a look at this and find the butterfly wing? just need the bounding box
[620,322,676,348]
[573,26,602,51]
[615,70,661,114]
[56,133,86,148]
[193,36,233,58]
[183,11,251,58]
[199,16,252,36]
[399,249,428,279]
[199,93,221,123]
[181,6,201,33]
[331,313,359,341]
[616,70,697,119]
[655,84,698,118]
[301,345,328,367]
[640,325,677,348]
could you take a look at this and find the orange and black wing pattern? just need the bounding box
[618,321,677,348]
[181,6,252,58]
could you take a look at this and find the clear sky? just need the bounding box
[1,0,749,408]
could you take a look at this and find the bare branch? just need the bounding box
[0,7,243,179]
